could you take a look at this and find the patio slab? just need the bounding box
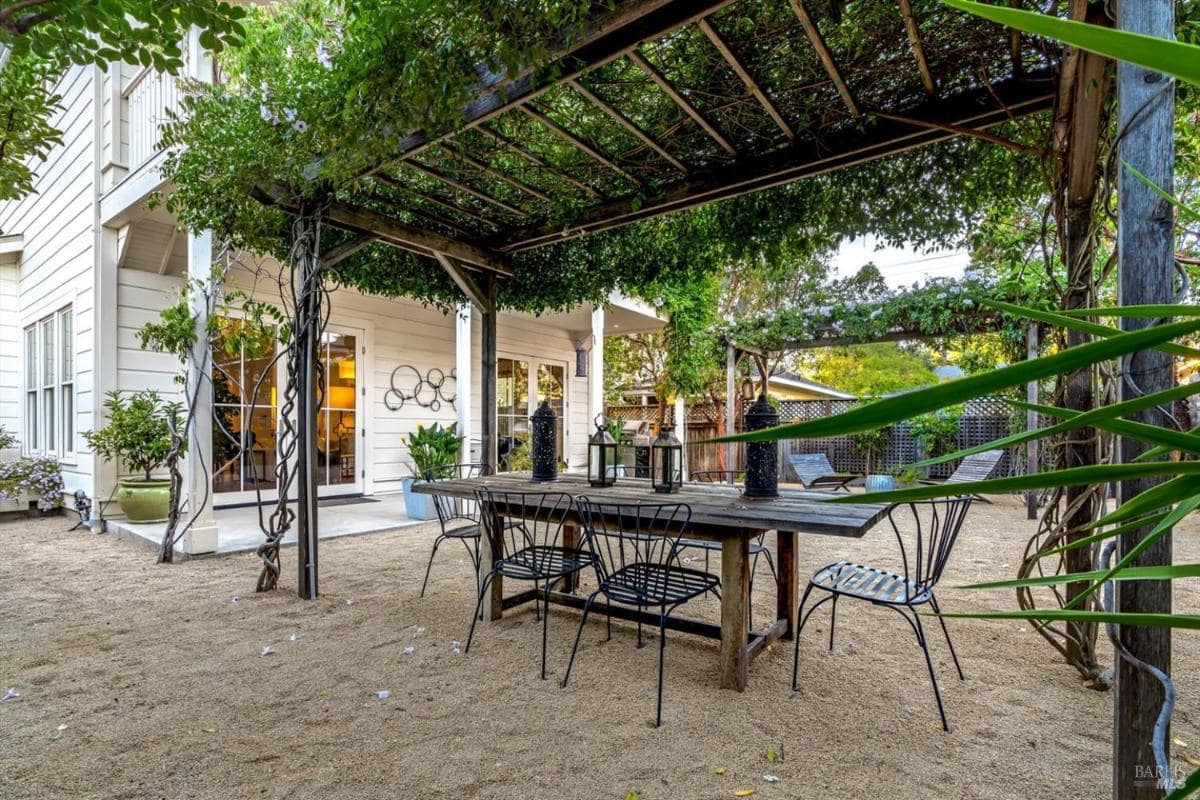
[106,492,422,556]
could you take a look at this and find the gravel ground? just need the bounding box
[1,495,1197,800]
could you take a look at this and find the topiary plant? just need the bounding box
[82,391,179,480]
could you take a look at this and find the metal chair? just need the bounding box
[419,463,493,598]
[564,499,719,727]
[687,471,776,615]
[466,489,592,680]
[791,497,972,732]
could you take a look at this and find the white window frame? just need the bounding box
[22,305,75,460]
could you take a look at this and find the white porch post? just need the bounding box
[590,304,604,424]
[180,230,217,555]
[674,394,687,480]
[455,303,474,463]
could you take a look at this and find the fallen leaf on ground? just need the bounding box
[733,790,755,797]
[261,646,274,656]
[1,688,19,701]
[762,774,780,783]
[1185,755,1200,768]
[1174,737,1188,748]
[714,767,726,776]
[202,728,216,734]
[765,747,781,763]
[373,690,391,700]
[624,791,642,800]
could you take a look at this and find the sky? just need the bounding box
[831,235,970,288]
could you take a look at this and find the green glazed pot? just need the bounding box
[116,478,172,523]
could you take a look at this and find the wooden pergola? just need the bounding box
[260,3,1177,792]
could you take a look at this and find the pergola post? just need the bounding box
[295,209,322,601]
[480,273,499,474]
[725,343,737,478]
[1114,0,1175,795]
[1025,322,1038,520]
[590,305,605,425]
[181,230,218,555]
[455,303,474,462]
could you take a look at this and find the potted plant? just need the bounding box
[604,417,626,477]
[401,422,464,520]
[851,424,893,492]
[83,390,178,523]
[907,404,964,478]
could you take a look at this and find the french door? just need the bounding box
[211,319,363,504]
[496,356,567,472]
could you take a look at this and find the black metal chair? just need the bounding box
[564,499,720,727]
[687,471,776,615]
[791,497,972,732]
[466,489,592,680]
[419,463,493,598]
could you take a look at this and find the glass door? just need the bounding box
[317,328,361,495]
[212,318,279,503]
[497,357,529,472]
[537,362,566,464]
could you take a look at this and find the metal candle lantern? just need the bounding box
[588,415,618,487]
[651,424,682,493]
[743,393,779,498]
[530,400,558,482]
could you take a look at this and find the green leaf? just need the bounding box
[938,609,1200,630]
[711,317,1200,444]
[1057,305,1200,319]
[1007,396,1200,456]
[941,0,1200,86]
[1082,476,1200,531]
[1165,765,1200,800]
[962,563,1200,591]
[982,299,1200,360]
[1123,161,1200,227]
[828,461,1200,505]
[1038,512,1171,559]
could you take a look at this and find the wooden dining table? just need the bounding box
[413,472,890,691]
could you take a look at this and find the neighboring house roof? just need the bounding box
[767,372,857,400]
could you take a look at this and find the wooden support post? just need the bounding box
[480,273,498,474]
[1026,322,1039,520]
[1114,1,1175,795]
[295,209,322,600]
[725,344,737,477]
[776,531,797,639]
[719,533,750,690]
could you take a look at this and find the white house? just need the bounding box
[0,31,663,553]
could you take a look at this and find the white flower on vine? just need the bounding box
[284,107,298,122]
[285,45,294,59]
[869,308,883,319]
[317,41,334,69]
[260,104,277,124]
[936,292,948,300]
[963,299,975,308]
[293,119,308,133]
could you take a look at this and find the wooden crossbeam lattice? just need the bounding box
[896,0,936,96]
[696,17,795,140]
[404,161,529,217]
[518,104,646,188]
[476,125,605,199]
[568,78,688,171]
[627,49,738,156]
[787,0,861,117]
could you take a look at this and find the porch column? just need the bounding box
[480,275,498,474]
[725,344,736,477]
[674,394,687,479]
[91,226,119,518]
[1114,0,1175,795]
[455,303,474,463]
[590,305,604,424]
[180,230,217,555]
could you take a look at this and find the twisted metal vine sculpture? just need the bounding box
[383,365,456,412]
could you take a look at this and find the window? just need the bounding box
[211,317,278,495]
[23,306,74,457]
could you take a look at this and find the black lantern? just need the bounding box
[651,424,683,493]
[530,400,558,482]
[743,393,780,498]
[587,415,618,488]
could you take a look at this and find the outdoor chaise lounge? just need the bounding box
[787,453,861,492]
[917,449,1005,503]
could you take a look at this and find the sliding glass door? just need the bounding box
[496,357,567,472]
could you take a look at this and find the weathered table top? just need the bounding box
[413,472,889,538]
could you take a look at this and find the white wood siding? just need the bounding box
[0,265,18,452]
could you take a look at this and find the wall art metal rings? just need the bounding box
[383,365,457,413]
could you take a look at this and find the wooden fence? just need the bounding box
[605,397,1021,480]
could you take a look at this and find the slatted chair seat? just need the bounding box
[917,449,1004,503]
[811,561,930,605]
[601,562,720,607]
[497,545,594,581]
[787,453,860,492]
[677,536,770,557]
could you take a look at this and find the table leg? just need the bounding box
[555,523,579,593]
[719,534,750,691]
[480,509,504,621]
[776,531,797,640]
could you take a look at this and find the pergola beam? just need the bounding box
[321,234,377,268]
[787,0,862,117]
[518,104,646,188]
[568,78,688,171]
[434,252,492,312]
[498,77,1053,250]
[323,199,513,276]
[697,18,796,140]
[896,0,936,96]
[385,0,739,162]
[371,172,496,228]
[871,109,1042,156]
[476,125,604,199]
[405,161,529,218]
[458,152,554,203]
[628,49,738,156]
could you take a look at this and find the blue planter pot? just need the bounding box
[864,474,895,492]
[402,477,437,521]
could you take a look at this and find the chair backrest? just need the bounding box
[945,449,1004,484]
[689,470,742,485]
[475,488,574,564]
[886,497,972,595]
[788,453,836,485]
[575,499,691,600]
[428,463,492,530]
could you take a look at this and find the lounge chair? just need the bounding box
[917,448,1004,503]
[787,453,860,492]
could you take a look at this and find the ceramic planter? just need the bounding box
[116,478,172,523]
[401,477,437,521]
[863,474,896,492]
